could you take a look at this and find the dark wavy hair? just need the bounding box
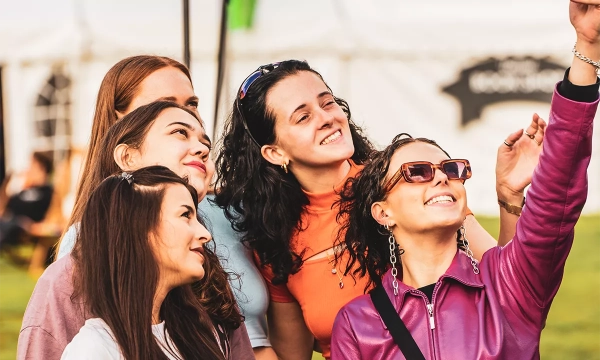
[214,60,374,284]
[72,166,225,360]
[77,101,242,333]
[336,133,466,291]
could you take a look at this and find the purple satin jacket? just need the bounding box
[330,86,597,360]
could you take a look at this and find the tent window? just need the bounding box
[34,67,72,164]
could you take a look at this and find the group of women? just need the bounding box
[16,1,600,359]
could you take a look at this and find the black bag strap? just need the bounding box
[370,286,426,360]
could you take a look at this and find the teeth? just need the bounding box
[425,195,454,205]
[321,131,341,145]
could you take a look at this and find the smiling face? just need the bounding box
[381,142,467,235]
[263,71,354,172]
[132,107,214,199]
[152,184,211,288]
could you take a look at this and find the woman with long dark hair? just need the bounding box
[62,166,225,359]
[330,2,599,358]
[214,60,542,358]
[20,101,247,359]
[19,57,257,360]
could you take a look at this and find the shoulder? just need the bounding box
[21,256,86,352]
[22,255,76,324]
[57,224,79,259]
[61,319,120,360]
[335,293,375,325]
[24,255,75,303]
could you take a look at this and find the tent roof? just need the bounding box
[0,0,575,64]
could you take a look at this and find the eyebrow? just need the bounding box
[288,91,333,121]
[181,204,196,214]
[159,95,199,103]
[167,121,195,130]
[167,122,212,146]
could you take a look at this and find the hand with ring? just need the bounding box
[496,113,547,202]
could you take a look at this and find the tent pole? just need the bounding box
[212,0,229,144]
[183,0,191,69]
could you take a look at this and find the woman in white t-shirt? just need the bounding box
[61,102,233,360]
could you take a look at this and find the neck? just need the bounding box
[152,281,171,325]
[396,228,458,289]
[292,160,351,193]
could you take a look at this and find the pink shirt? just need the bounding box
[18,255,255,360]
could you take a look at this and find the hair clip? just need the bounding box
[121,172,133,184]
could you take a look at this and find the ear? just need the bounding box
[113,143,140,171]
[261,144,288,167]
[371,201,395,227]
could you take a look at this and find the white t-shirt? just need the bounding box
[61,318,181,359]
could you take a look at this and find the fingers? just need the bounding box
[524,113,545,146]
[534,117,547,146]
[524,113,540,139]
[506,129,523,145]
[503,112,547,149]
[502,128,523,149]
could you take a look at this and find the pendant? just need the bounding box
[331,268,337,274]
[339,280,344,289]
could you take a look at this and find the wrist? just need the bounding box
[498,197,525,216]
[575,38,600,59]
[570,41,599,86]
[496,186,524,205]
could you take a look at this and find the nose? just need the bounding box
[194,218,212,245]
[432,167,449,186]
[191,139,211,162]
[317,106,335,129]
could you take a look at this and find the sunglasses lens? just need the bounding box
[239,71,263,99]
[406,164,433,182]
[443,160,468,179]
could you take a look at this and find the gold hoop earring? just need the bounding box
[281,162,288,174]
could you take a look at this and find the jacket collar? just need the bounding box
[381,250,485,309]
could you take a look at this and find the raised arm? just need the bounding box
[499,0,599,315]
[495,114,546,246]
[464,115,547,255]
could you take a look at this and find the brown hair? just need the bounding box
[69,55,191,230]
[74,101,243,331]
[73,166,224,360]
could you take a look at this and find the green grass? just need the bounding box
[0,254,36,359]
[1,216,599,360]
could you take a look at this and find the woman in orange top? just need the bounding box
[214,60,542,359]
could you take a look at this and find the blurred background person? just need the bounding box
[0,152,55,268]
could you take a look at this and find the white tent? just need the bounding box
[1,0,598,215]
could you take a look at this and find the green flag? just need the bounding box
[228,0,257,30]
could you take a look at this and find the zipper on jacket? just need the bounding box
[426,303,435,329]
[417,283,440,359]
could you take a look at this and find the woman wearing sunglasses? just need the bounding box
[330,2,600,358]
[214,57,542,357]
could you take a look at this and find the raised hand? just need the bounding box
[570,1,600,44]
[496,113,547,203]
[569,1,600,84]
